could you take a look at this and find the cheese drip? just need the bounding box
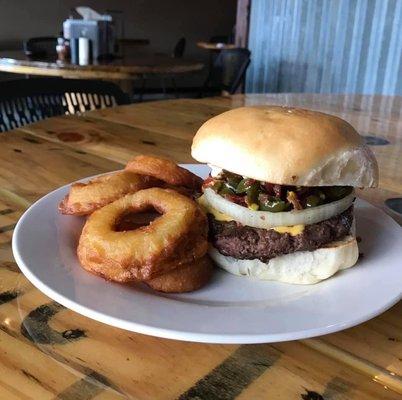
[271,224,304,236]
[197,195,305,236]
[197,194,233,222]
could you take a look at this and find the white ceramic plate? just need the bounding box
[12,165,402,344]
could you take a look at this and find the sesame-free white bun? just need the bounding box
[209,235,359,284]
[192,106,378,187]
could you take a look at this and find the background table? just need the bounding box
[0,50,204,80]
[197,42,237,50]
[0,94,401,399]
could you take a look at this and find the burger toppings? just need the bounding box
[200,187,355,230]
[202,170,353,212]
[209,206,354,262]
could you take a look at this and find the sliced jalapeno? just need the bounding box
[258,195,290,212]
[306,195,321,208]
[211,181,223,192]
[317,189,326,201]
[226,176,242,191]
[246,182,260,206]
[306,189,326,207]
[324,186,352,200]
[219,185,236,196]
[236,178,254,193]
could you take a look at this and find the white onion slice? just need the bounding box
[204,188,355,228]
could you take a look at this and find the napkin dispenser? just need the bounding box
[63,7,115,64]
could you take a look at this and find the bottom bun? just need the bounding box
[209,235,359,284]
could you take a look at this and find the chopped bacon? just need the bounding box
[286,191,303,210]
[224,194,247,206]
[244,178,256,186]
[272,184,283,199]
[262,183,284,199]
[262,182,275,195]
[202,175,215,190]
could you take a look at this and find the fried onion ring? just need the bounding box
[125,155,202,190]
[146,256,213,293]
[77,188,208,281]
[59,170,156,216]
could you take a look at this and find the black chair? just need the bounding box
[137,37,187,101]
[23,37,58,58]
[201,48,251,96]
[172,37,186,58]
[0,78,130,132]
[169,37,187,97]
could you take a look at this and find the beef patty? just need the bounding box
[209,206,353,262]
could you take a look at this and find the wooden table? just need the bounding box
[197,42,237,50]
[0,50,204,80]
[0,94,401,399]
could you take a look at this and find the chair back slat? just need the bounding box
[0,78,130,132]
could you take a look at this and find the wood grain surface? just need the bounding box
[0,51,204,80]
[0,94,401,399]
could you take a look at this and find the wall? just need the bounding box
[246,0,402,95]
[0,0,237,85]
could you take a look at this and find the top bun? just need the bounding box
[192,106,378,187]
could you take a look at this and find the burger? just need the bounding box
[191,106,378,284]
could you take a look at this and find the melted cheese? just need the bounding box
[272,224,305,236]
[197,195,305,236]
[197,195,233,222]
